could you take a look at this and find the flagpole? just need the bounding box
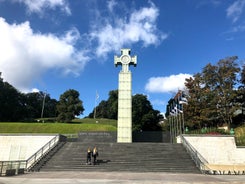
[172,116,175,143]
[41,91,47,122]
[168,106,173,143]
[93,104,97,119]
[179,90,188,134]
[93,91,99,119]
[182,105,185,134]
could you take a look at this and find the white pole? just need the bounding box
[41,91,46,121]
[93,91,99,119]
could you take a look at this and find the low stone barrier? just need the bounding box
[205,164,245,175]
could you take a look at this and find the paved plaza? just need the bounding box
[1,171,245,184]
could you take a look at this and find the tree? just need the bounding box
[0,75,25,121]
[183,56,241,129]
[214,57,240,126]
[24,92,44,119]
[89,90,163,131]
[43,96,58,118]
[0,73,60,121]
[24,92,58,119]
[89,90,118,119]
[241,64,245,85]
[56,89,84,122]
[106,90,118,119]
[184,73,211,129]
[234,64,245,124]
[94,100,109,118]
[132,94,162,131]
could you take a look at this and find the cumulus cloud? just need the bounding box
[0,17,89,92]
[0,1,166,93]
[90,1,168,58]
[145,73,192,93]
[12,0,71,15]
[227,0,245,23]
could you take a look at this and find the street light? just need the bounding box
[41,91,47,122]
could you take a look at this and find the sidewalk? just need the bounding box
[1,171,245,184]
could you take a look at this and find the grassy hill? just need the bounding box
[0,118,117,134]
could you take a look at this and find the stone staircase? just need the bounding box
[39,142,200,173]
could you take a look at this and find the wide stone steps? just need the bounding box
[40,142,200,173]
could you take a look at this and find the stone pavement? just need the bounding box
[1,172,245,184]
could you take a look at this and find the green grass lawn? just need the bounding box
[0,118,117,134]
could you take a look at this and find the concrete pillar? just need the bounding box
[114,49,137,143]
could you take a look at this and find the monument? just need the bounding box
[114,49,137,143]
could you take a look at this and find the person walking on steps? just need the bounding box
[86,147,92,165]
[92,147,98,165]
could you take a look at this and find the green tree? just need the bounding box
[132,94,162,131]
[57,89,84,122]
[44,97,58,118]
[214,57,240,126]
[24,92,44,119]
[0,73,58,121]
[184,73,210,129]
[234,64,245,124]
[89,90,163,131]
[89,90,118,119]
[241,64,245,85]
[24,92,58,119]
[93,100,108,118]
[183,56,240,129]
[0,74,25,121]
[107,90,118,119]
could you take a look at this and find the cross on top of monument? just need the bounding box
[114,48,137,72]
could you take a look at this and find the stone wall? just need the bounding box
[183,135,245,165]
[0,135,56,161]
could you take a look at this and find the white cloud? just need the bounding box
[230,24,245,32]
[12,0,71,15]
[227,0,245,23]
[107,0,117,13]
[31,88,40,93]
[151,99,166,106]
[90,1,168,58]
[0,17,89,92]
[145,73,192,93]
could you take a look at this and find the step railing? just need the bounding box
[0,134,60,176]
[180,135,210,173]
[25,134,60,170]
[0,160,26,176]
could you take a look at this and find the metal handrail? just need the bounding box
[180,135,210,173]
[25,134,60,170]
[0,160,27,175]
[0,134,60,176]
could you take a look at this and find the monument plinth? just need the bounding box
[114,49,137,143]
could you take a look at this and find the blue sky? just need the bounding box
[0,0,245,117]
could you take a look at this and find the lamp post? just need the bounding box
[41,91,47,122]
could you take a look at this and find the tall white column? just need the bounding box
[117,71,132,142]
[114,49,137,143]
